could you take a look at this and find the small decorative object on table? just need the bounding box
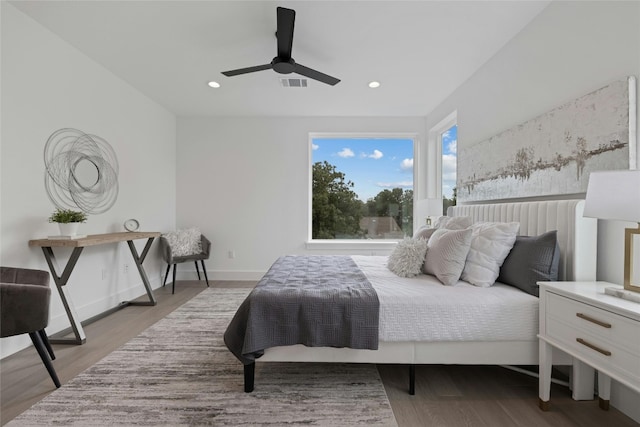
[415,198,444,228]
[124,219,140,232]
[48,208,87,239]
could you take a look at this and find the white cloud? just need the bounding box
[337,147,355,158]
[376,181,413,189]
[368,149,383,159]
[312,143,319,150]
[447,139,457,154]
[400,158,413,170]
[442,153,457,181]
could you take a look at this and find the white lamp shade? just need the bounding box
[584,170,640,223]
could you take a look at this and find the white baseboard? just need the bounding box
[1,276,163,359]
[47,276,163,337]
[175,269,264,281]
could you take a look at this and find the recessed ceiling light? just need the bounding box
[368,81,381,88]
[208,81,221,88]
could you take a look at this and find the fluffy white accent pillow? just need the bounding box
[162,227,203,257]
[422,228,473,286]
[387,237,428,277]
[461,221,520,287]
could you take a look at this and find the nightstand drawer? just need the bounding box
[539,282,640,409]
[547,317,640,381]
[546,292,640,355]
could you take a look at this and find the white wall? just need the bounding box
[425,1,640,421]
[0,4,177,358]
[176,117,425,279]
[3,0,638,419]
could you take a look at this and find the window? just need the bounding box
[428,112,457,214]
[442,124,457,212]
[310,134,417,241]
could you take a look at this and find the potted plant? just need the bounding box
[48,208,87,237]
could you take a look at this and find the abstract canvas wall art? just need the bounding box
[458,76,636,202]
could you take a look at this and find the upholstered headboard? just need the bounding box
[448,200,597,282]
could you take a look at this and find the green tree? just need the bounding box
[312,161,364,239]
[443,187,457,214]
[364,188,414,237]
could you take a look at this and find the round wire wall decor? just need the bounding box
[44,128,119,214]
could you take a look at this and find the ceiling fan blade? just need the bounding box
[293,63,340,86]
[221,64,273,77]
[276,7,295,59]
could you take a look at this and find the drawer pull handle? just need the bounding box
[576,313,611,329]
[576,338,612,356]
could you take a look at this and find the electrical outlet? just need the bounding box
[101,268,107,280]
[123,264,129,274]
[228,250,235,259]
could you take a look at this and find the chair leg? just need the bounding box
[195,261,201,280]
[163,264,171,287]
[29,331,61,388]
[172,263,177,295]
[201,260,210,287]
[38,329,56,360]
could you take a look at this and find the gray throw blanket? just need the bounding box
[224,255,380,365]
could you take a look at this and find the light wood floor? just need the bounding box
[1,280,638,426]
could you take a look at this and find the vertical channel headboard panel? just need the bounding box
[448,200,597,282]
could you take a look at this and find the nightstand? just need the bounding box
[538,281,640,411]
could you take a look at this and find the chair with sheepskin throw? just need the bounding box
[159,228,211,294]
[0,266,61,388]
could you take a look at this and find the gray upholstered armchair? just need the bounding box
[0,267,61,388]
[159,232,211,294]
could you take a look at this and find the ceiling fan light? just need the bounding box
[208,81,221,88]
[368,81,381,88]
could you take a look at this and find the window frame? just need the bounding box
[306,132,419,250]
[428,111,458,202]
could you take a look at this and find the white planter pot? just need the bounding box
[58,222,80,237]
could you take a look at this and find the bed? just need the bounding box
[225,199,598,395]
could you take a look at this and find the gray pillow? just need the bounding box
[497,230,560,297]
[422,228,473,286]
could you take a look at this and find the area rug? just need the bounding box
[8,288,397,426]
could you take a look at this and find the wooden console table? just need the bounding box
[29,232,161,344]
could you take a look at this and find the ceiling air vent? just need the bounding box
[280,78,308,88]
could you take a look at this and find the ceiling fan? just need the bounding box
[221,7,340,86]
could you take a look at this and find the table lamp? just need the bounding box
[584,170,640,302]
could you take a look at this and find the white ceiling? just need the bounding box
[10,1,551,117]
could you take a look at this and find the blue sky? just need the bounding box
[312,129,457,201]
[312,137,414,201]
[442,125,457,199]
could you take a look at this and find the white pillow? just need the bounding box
[422,228,473,286]
[433,216,472,230]
[461,221,520,287]
[387,237,428,277]
[163,227,203,257]
[413,216,471,241]
[413,226,437,240]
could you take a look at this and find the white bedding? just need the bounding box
[352,255,539,343]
